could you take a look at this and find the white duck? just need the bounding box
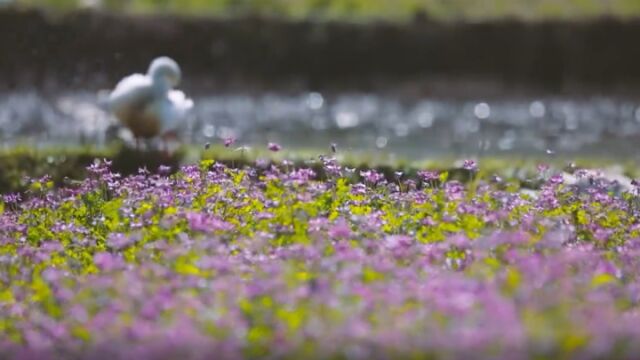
[102,56,194,147]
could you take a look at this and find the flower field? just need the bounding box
[1,157,640,359]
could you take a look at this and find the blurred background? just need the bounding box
[1,0,640,160]
[8,0,640,20]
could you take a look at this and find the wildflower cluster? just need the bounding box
[0,159,639,359]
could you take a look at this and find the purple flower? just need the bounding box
[289,168,316,184]
[107,233,137,250]
[351,183,367,195]
[268,142,282,152]
[186,212,234,233]
[4,145,640,360]
[158,165,172,175]
[385,235,413,250]
[444,181,465,200]
[86,159,112,175]
[224,137,236,148]
[94,252,123,272]
[256,158,270,169]
[548,174,564,185]
[360,170,384,185]
[537,163,550,173]
[322,157,343,177]
[328,218,352,239]
[418,170,439,182]
[2,193,21,204]
[308,217,329,232]
[462,159,478,171]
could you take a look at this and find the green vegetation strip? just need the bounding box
[0,144,637,194]
[9,0,640,21]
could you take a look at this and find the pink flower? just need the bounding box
[224,137,236,148]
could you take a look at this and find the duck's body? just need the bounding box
[104,57,193,141]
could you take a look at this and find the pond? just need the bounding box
[0,90,638,160]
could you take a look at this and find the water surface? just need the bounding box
[0,91,638,160]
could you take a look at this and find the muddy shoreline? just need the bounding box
[1,9,640,96]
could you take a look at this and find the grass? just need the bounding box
[8,0,640,22]
[0,143,637,194]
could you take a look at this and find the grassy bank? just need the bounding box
[9,0,640,21]
[0,144,637,194]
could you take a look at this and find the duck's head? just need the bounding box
[148,56,182,90]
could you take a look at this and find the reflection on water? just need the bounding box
[0,91,639,159]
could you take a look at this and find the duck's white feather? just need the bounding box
[108,73,152,110]
[144,90,194,135]
[103,58,193,140]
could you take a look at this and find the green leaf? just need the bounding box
[591,273,616,287]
